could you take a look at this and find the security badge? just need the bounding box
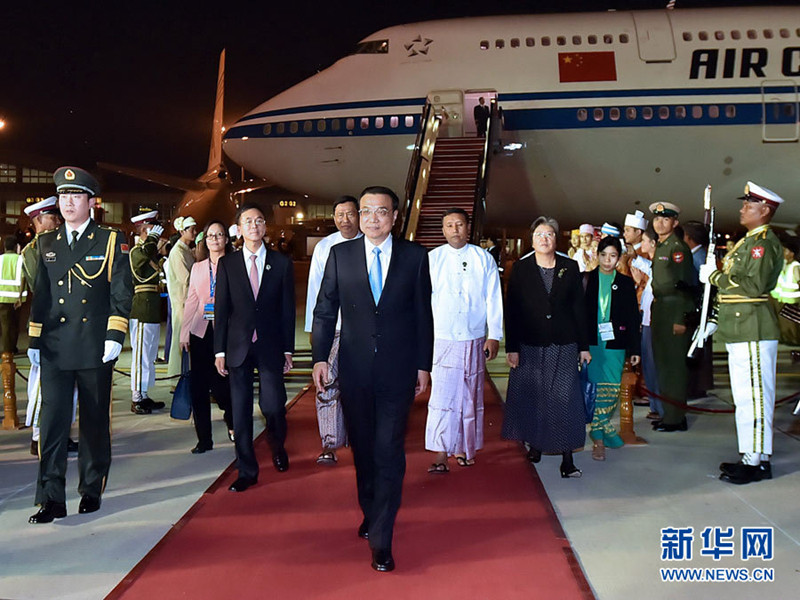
[599,322,615,341]
[45,251,56,262]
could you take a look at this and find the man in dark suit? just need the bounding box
[214,202,295,492]
[28,166,133,524]
[473,96,490,137]
[312,186,434,572]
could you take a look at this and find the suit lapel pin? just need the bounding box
[265,264,272,271]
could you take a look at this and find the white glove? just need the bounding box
[27,348,40,366]
[699,262,716,284]
[149,224,164,238]
[701,321,718,341]
[102,341,122,363]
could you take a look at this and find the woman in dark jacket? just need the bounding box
[584,236,641,461]
[503,216,591,478]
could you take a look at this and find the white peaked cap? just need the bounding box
[24,196,58,217]
[131,210,159,224]
[624,210,648,230]
[740,181,784,208]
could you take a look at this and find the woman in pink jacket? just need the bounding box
[181,220,234,453]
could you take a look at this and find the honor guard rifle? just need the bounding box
[688,185,714,357]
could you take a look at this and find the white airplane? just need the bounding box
[223,6,800,231]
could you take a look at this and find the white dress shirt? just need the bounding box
[428,243,503,342]
[364,235,392,288]
[65,218,91,243]
[304,231,362,332]
[242,242,267,289]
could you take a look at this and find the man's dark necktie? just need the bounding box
[70,231,78,250]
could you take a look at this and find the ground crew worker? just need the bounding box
[0,235,26,350]
[129,210,166,415]
[699,181,784,485]
[27,166,132,524]
[649,202,695,432]
[770,236,800,345]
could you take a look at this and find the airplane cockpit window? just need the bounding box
[542,36,551,46]
[480,40,489,50]
[699,31,709,41]
[525,37,535,47]
[588,35,598,45]
[619,34,629,43]
[747,29,758,39]
[353,39,389,55]
[731,30,741,40]
[609,108,620,121]
[642,107,653,120]
[390,116,399,128]
[780,28,790,38]
[603,34,613,44]
[682,32,693,41]
[763,29,774,39]
[577,109,588,121]
[510,38,520,48]
[573,36,582,45]
[263,124,272,135]
[495,39,505,49]
[557,36,566,46]
[715,31,725,40]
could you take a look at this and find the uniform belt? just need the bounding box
[134,284,160,293]
[718,294,770,303]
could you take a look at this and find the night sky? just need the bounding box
[0,0,792,179]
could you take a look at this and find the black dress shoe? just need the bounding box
[273,449,289,472]
[140,396,166,411]
[191,443,213,454]
[67,438,79,453]
[653,418,688,432]
[29,501,67,524]
[559,464,582,478]
[719,463,763,485]
[131,402,151,415]
[526,448,542,464]
[228,477,257,492]
[78,496,101,514]
[358,519,369,540]
[720,460,772,480]
[371,548,395,572]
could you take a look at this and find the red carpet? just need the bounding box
[109,380,593,600]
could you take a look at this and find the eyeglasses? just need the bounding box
[206,232,227,239]
[242,218,266,228]
[533,231,556,239]
[358,207,391,218]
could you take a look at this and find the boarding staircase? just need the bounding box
[401,100,498,249]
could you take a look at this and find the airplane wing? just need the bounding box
[97,162,204,192]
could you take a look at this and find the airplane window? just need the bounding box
[709,105,720,118]
[303,121,313,133]
[390,116,399,128]
[682,32,692,41]
[725,105,736,118]
[360,118,369,129]
[626,107,637,120]
[619,34,629,43]
[609,108,620,121]
[557,36,566,46]
[495,39,505,49]
[511,38,520,48]
[692,106,703,119]
[593,108,604,121]
[332,119,341,131]
[353,40,389,54]
[480,40,489,50]
[603,34,613,44]
[525,37,535,47]
[573,36,582,45]
[780,29,790,39]
[277,123,285,134]
[698,31,708,41]
[577,109,588,122]
[747,30,757,39]
[731,30,741,40]
[588,35,598,45]
[715,31,724,41]
[263,124,272,136]
[405,115,415,128]
[346,118,355,131]
[375,117,384,129]
[642,107,653,120]
[317,120,326,132]
[675,106,687,119]
[658,107,669,120]
[542,37,551,46]
[763,29,774,39]
[290,122,298,134]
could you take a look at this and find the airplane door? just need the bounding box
[632,12,676,63]
[428,90,464,137]
[762,80,799,142]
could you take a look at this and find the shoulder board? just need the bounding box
[98,225,122,234]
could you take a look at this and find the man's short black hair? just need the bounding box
[235,202,266,225]
[442,207,469,223]
[4,236,17,252]
[360,186,399,211]
[682,221,708,246]
[333,195,358,212]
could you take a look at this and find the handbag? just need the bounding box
[579,362,596,424]
[779,303,800,324]
[170,351,192,420]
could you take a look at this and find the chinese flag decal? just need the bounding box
[558,52,617,83]
[751,246,764,259]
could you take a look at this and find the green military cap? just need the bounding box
[649,201,680,217]
[53,166,101,197]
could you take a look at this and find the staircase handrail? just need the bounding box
[401,101,438,240]
[470,99,499,245]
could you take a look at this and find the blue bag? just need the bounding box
[170,351,192,420]
[579,363,596,424]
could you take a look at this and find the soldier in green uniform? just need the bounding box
[698,181,784,484]
[129,210,166,415]
[27,166,133,524]
[649,202,695,432]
